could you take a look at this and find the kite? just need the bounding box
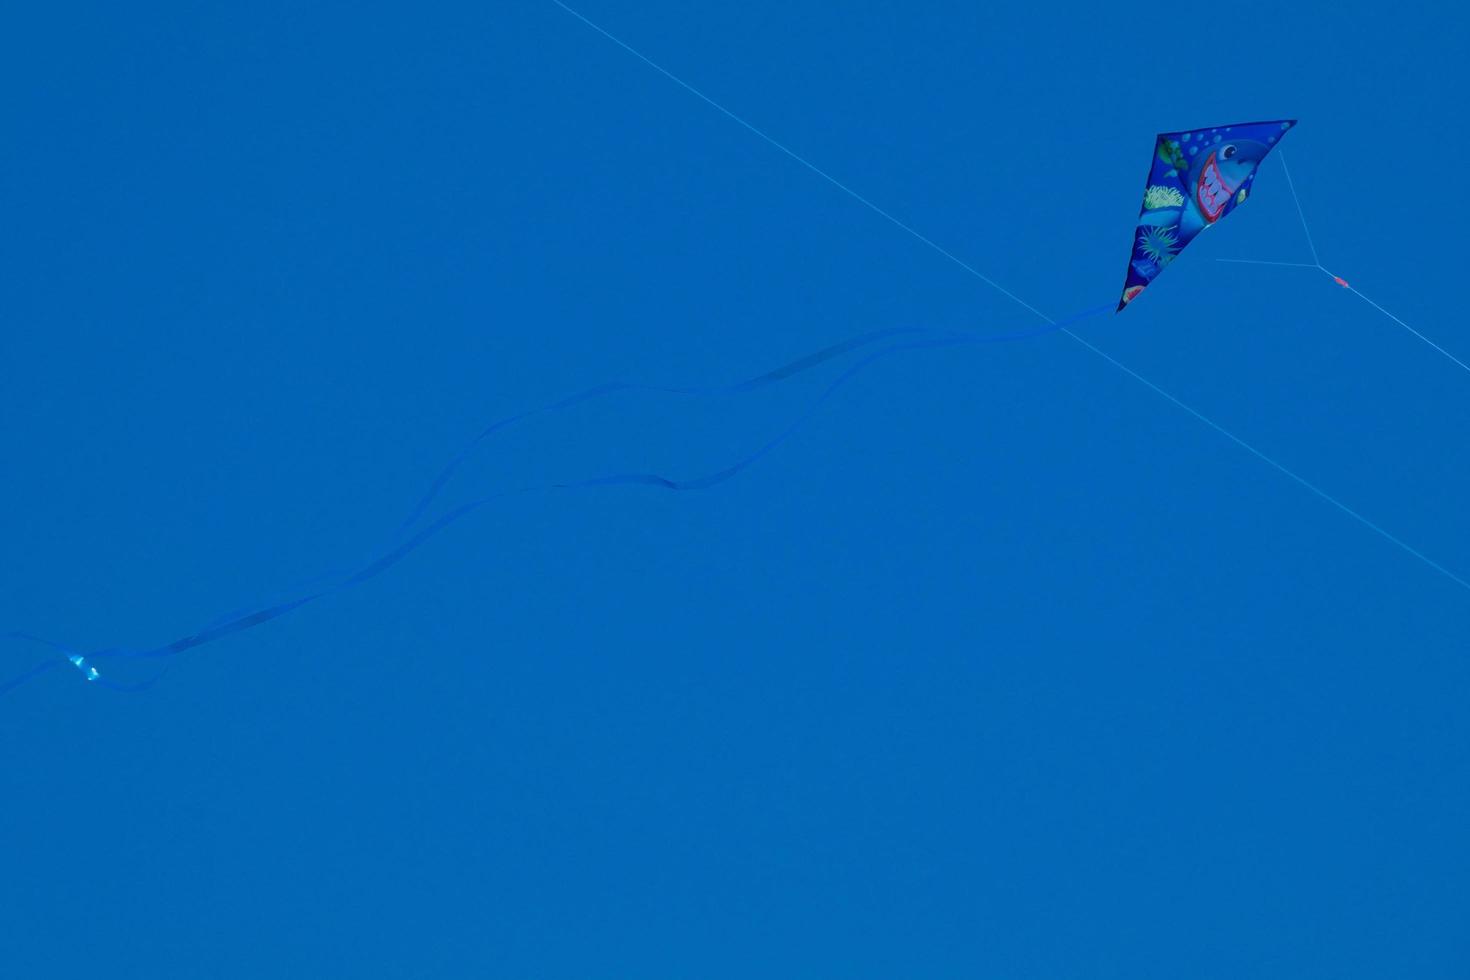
[6,10,1460,697]
[11,92,1453,698]
[1118,120,1296,309]
[0,114,1401,697]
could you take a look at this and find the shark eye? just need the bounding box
[1221,144,1238,160]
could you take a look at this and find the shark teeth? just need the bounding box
[1196,153,1231,221]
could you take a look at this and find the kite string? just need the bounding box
[1345,283,1470,376]
[1215,259,1320,270]
[545,0,1052,325]
[1063,331,1470,591]
[1277,151,1321,266]
[1219,154,1470,377]
[546,0,1470,596]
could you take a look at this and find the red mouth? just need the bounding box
[1196,152,1231,222]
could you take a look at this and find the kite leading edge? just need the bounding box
[1119,119,1296,310]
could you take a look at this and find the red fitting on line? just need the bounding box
[1333,276,1350,288]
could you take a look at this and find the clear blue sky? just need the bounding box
[4,1,1469,975]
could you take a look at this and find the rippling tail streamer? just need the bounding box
[2,304,1111,696]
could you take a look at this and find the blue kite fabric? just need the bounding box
[1118,119,1296,310]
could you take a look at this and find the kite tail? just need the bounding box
[4,303,1109,694]
[395,325,951,535]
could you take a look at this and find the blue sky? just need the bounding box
[3,1,1468,976]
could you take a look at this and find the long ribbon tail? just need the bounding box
[0,659,66,697]
[93,594,325,663]
[347,305,1111,580]
[123,327,968,653]
[6,304,1108,693]
[395,325,953,535]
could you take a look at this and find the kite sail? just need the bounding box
[1118,119,1296,310]
[14,80,1449,697]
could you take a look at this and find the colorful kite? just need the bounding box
[7,26,1451,698]
[1118,120,1296,310]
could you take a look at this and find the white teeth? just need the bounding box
[1197,157,1230,217]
